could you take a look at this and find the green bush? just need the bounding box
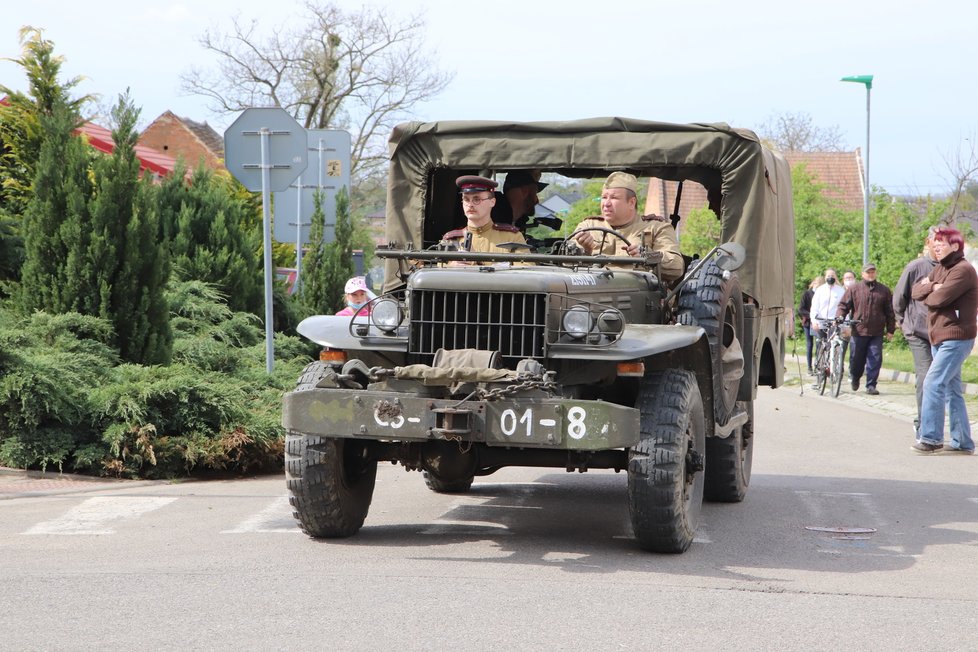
[0,280,313,477]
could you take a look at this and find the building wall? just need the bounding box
[139,112,222,170]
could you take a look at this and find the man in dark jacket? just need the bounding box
[836,262,896,395]
[893,231,938,435]
[910,227,978,454]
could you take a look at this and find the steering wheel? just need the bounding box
[562,226,632,255]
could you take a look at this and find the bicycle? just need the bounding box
[811,317,860,397]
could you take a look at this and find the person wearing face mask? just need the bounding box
[836,262,895,395]
[335,276,376,316]
[843,270,857,288]
[811,268,845,334]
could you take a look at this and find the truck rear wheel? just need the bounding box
[627,369,705,553]
[423,470,474,493]
[677,260,745,425]
[704,401,753,502]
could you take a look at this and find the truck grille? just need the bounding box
[410,290,548,363]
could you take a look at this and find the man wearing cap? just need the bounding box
[570,172,684,283]
[836,262,896,395]
[441,175,527,255]
[491,170,548,231]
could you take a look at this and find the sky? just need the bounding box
[2,0,976,196]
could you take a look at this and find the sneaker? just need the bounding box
[851,377,860,391]
[911,441,942,454]
[939,446,975,455]
[866,387,879,396]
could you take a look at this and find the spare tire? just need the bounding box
[677,259,745,425]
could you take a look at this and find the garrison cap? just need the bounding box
[503,170,548,193]
[456,175,498,193]
[603,171,638,194]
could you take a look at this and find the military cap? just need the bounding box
[503,170,548,193]
[603,171,638,194]
[456,175,498,193]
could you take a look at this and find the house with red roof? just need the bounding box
[645,149,866,230]
[139,110,225,171]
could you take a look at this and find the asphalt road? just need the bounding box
[1,373,977,651]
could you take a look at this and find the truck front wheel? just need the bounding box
[627,369,705,553]
[286,434,377,538]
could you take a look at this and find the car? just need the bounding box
[282,117,795,553]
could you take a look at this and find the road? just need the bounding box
[2,374,977,651]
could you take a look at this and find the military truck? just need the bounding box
[282,118,794,553]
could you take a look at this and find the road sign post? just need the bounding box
[273,130,351,291]
[224,108,308,373]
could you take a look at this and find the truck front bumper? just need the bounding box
[283,388,640,450]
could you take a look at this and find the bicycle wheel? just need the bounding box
[813,341,828,395]
[830,341,844,397]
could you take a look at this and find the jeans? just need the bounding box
[803,325,815,370]
[906,334,933,433]
[918,338,975,451]
[849,334,883,389]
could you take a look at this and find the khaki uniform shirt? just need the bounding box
[441,222,527,253]
[574,214,684,283]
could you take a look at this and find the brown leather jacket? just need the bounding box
[836,280,895,337]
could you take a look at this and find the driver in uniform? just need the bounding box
[571,172,684,283]
[440,175,527,253]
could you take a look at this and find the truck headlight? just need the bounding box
[370,298,403,334]
[562,306,593,340]
[597,309,623,334]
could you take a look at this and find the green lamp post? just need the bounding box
[841,74,873,266]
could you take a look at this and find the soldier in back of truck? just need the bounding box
[570,172,685,284]
[439,175,527,254]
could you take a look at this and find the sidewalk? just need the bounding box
[783,353,978,430]
[0,467,156,499]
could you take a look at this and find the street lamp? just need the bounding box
[841,74,873,266]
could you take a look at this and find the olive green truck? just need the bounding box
[282,118,795,553]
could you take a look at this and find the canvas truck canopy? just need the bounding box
[383,117,794,312]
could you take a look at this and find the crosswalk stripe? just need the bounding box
[221,496,300,533]
[23,496,178,535]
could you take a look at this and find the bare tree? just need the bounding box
[941,134,978,220]
[181,2,453,180]
[757,112,846,152]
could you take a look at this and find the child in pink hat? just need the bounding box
[335,276,376,316]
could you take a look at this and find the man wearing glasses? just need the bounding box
[441,175,527,253]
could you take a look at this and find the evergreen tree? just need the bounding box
[20,97,94,314]
[0,27,91,217]
[89,93,172,364]
[155,164,263,314]
[297,189,330,313]
[299,188,354,314]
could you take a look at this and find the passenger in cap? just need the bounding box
[491,170,548,232]
[335,276,377,316]
[441,175,527,258]
[570,172,684,283]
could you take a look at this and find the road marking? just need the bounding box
[23,496,177,535]
[221,496,300,533]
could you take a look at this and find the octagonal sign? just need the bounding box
[224,108,308,192]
